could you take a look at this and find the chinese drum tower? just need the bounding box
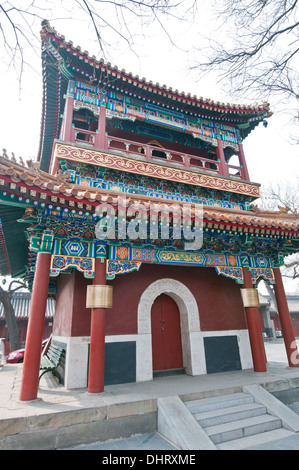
[0,21,298,401]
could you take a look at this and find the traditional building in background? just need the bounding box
[0,20,298,401]
[260,294,299,338]
[0,292,54,355]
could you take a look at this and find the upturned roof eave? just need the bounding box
[40,20,271,119]
[37,20,272,170]
[0,155,298,234]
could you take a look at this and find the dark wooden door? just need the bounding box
[151,294,183,371]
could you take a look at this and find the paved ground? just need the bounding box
[2,339,299,450]
[67,340,299,450]
[67,432,178,451]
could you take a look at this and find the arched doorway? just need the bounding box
[151,294,183,373]
[137,278,205,381]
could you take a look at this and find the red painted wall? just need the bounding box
[54,270,91,337]
[53,264,247,338]
[53,272,74,336]
[106,264,246,335]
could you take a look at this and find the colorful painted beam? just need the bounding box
[53,142,261,198]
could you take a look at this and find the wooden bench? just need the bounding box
[39,343,65,384]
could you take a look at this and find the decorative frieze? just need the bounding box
[51,255,95,278]
[53,142,261,198]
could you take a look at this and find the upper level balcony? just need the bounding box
[57,98,250,182]
[61,125,249,182]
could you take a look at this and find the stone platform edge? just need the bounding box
[0,398,157,450]
[2,373,299,450]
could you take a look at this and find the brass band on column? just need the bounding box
[86,285,113,309]
[240,288,260,308]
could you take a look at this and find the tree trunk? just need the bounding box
[264,281,278,312]
[0,290,19,352]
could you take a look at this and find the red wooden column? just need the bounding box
[19,252,51,401]
[273,268,299,367]
[61,95,74,142]
[87,258,112,393]
[216,138,230,177]
[241,268,267,372]
[94,105,107,149]
[238,143,250,181]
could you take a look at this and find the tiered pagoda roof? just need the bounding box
[38,20,272,172]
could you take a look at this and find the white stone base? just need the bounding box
[53,328,252,389]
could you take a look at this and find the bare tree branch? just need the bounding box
[0,0,195,88]
[258,179,299,281]
[192,0,299,110]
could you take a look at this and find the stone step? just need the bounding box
[217,428,295,450]
[205,414,282,445]
[185,392,254,414]
[160,387,299,450]
[194,402,267,428]
[157,396,217,450]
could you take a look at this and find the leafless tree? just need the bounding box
[258,179,299,306]
[259,178,299,214]
[193,0,299,112]
[0,278,28,352]
[0,0,196,90]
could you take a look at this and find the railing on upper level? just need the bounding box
[69,126,246,180]
[106,135,220,172]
